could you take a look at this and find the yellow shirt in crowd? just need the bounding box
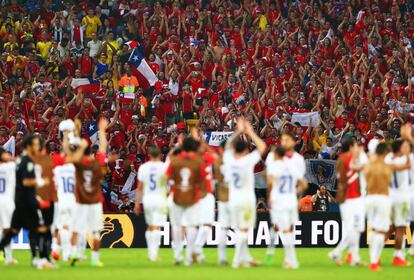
[36,41,52,60]
[312,134,328,153]
[106,40,119,64]
[82,15,102,39]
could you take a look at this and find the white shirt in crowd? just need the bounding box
[87,39,102,58]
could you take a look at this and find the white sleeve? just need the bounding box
[384,154,393,164]
[265,152,274,167]
[411,154,414,172]
[266,162,274,177]
[242,150,261,167]
[359,152,368,165]
[162,162,169,173]
[223,150,233,164]
[6,162,15,172]
[297,156,306,179]
[137,165,145,182]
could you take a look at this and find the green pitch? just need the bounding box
[1,248,413,280]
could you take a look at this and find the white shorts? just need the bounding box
[197,193,215,225]
[230,200,256,229]
[72,203,103,233]
[144,202,168,227]
[168,196,200,227]
[58,204,76,229]
[0,200,14,229]
[51,202,60,231]
[366,195,391,232]
[270,204,298,232]
[340,197,365,233]
[391,197,410,227]
[218,201,231,229]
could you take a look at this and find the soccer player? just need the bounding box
[265,141,307,269]
[0,135,50,267]
[53,159,76,262]
[51,119,76,261]
[328,138,366,266]
[384,137,412,266]
[398,129,414,258]
[34,141,58,268]
[166,136,206,266]
[223,118,266,268]
[215,142,231,265]
[52,120,88,262]
[194,134,217,264]
[135,145,168,262]
[68,118,108,267]
[0,148,17,265]
[364,140,411,271]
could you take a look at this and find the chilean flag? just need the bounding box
[128,48,158,92]
[125,40,140,49]
[71,78,100,96]
[87,121,99,145]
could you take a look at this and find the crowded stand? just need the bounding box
[0,0,413,212]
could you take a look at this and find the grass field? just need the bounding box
[1,248,413,280]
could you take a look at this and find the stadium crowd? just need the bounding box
[0,0,413,211]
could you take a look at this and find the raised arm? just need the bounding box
[243,119,267,155]
[65,138,88,164]
[98,118,108,154]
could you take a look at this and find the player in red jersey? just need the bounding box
[193,128,217,263]
[166,136,207,266]
[65,118,108,267]
[329,138,366,266]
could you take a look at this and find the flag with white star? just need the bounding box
[88,121,99,145]
[128,48,158,91]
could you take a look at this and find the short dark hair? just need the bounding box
[376,142,389,155]
[39,137,46,150]
[234,138,248,153]
[182,137,200,152]
[341,137,355,153]
[391,139,403,153]
[274,146,285,158]
[172,147,182,155]
[220,140,226,149]
[21,134,39,149]
[84,145,92,156]
[148,145,161,158]
[281,131,296,141]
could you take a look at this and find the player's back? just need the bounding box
[364,158,391,196]
[385,153,410,197]
[138,161,168,204]
[54,163,76,206]
[74,158,104,204]
[0,161,16,203]
[268,159,299,207]
[224,150,261,204]
[337,152,361,199]
[168,153,205,206]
